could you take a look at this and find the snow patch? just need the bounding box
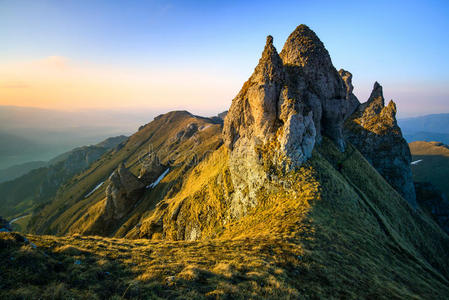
[146,168,170,189]
[85,181,105,198]
[411,159,423,165]
[200,125,211,131]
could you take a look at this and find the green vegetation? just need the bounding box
[2,137,449,298]
[0,141,122,221]
[409,141,449,198]
[28,111,223,237]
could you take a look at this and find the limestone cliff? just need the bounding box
[222,25,361,217]
[223,24,415,212]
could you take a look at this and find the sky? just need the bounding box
[0,0,448,117]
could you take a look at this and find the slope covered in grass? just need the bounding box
[2,137,449,299]
[28,111,223,236]
[409,141,449,198]
[0,136,126,221]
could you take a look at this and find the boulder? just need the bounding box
[104,163,145,219]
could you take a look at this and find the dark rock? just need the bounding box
[344,82,416,208]
[139,154,166,186]
[415,182,449,235]
[104,163,145,219]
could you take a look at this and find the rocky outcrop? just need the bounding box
[415,182,449,235]
[104,163,145,219]
[279,26,359,151]
[139,154,166,186]
[344,82,417,207]
[223,25,361,217]
[223,24,416,216]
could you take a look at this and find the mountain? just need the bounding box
[0,105,154,169]
[0,135,127,223]
[2,25,449,299]
[409,141,449,199]
[399,114,449,144]
[0,161,47,183]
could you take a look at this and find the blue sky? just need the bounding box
[1,0,448,117]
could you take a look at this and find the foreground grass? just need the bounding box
[3,139,449,299]
[1,232,305,299]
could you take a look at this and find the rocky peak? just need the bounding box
[280,24,346,100]
[223,35,285,149]
[104,163,145,219]
[360,82,385,117]
[253,35,284,82]
[339,69,354,96]
[344,83,416,207]
[223,25,414,214]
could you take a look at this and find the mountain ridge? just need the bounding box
[2,24,449,299]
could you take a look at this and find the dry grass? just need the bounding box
[3,138,449,299]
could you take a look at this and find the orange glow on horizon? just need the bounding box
[0,56,238,112]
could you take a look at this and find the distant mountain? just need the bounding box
[0,105,154,169]
[399,114,449,143]
[0,135,127,221]
[0,161,47,183]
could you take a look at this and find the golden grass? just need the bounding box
[5,134,449,299]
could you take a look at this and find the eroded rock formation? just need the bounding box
[223,25,361,217]
[223,24,416,213]
[104,163,145,219]
[344,82,417,207]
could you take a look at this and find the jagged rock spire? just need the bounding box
[223,35,285,149]
[339,69,354,96]
[280,24,346,100]
[344,83,417,208]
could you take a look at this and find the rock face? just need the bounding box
[104,163,145,219]
[223,24,416,214]
[139,154,166,186]
[344,82,417,207]
[415,182,449,235]
[279,26,359,151]
[223,25,360,217]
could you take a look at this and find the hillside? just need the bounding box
[2,138,449,298]
[409,141,449,198]
[0,105,146,169]
[2,24,449,299]
[28,111,223,236]
[0,160,47,183]
[0,136,127,223]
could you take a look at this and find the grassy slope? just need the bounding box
[409,141,449,198]
[5,138,448,299]
[28,111,223,237]
[0,140,124,221]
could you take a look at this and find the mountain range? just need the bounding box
[399,114,449,144]
[0,135,127,228]
[1,25,449,299]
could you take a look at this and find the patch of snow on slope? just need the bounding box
[411,159,423,165]
[85,181,104,198]
[146,168,170,189]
